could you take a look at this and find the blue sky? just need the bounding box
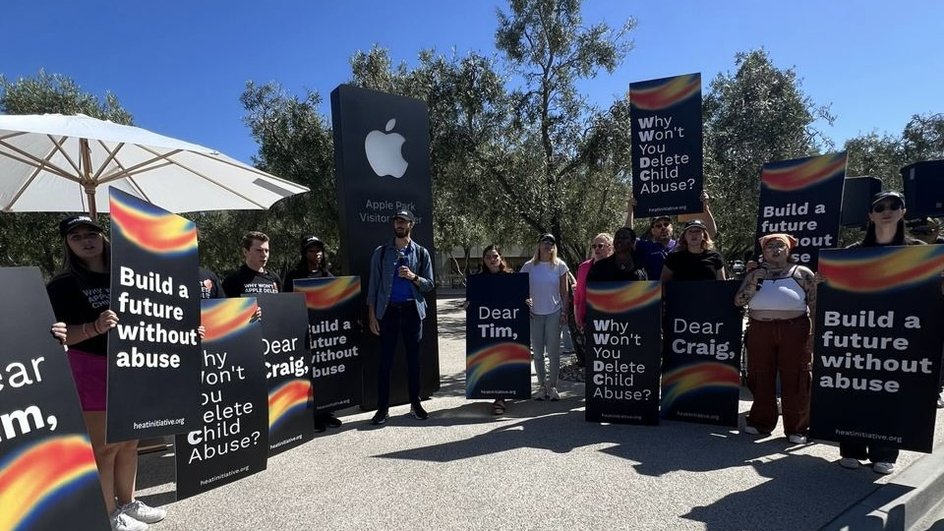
[2,1,941,164]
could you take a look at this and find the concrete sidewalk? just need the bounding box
[136,296,944,531]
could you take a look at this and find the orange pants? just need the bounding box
[745,316,812,435]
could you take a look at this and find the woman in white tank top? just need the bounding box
[734,233,817,445]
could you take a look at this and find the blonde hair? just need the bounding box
[529,241,560,265]
[677,227,715,252]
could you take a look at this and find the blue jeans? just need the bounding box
[531,310,562,388]
[377,302,422,411]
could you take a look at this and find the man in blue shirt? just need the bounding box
[367,210,435,425]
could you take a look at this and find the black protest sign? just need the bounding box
[811,246,944,452]
[465,273,531,399]
[0,267,110,531]
[661,281,743,426]
[292,277,363,413]
[175,298,268,500]
[630,73,703,217]
[585,281,663,425]
[754,153,847,270]
[255,292,313,456]
[106,189,201,442]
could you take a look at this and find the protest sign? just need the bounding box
[175,298,268,499]
[465,273,531,399]
[585,281,663,424]
[811,246,944,452]
[107,189,201,442]
[292,277,363,413]
[0,267,110,531]
[755,153,847,270]
[255,292,313,456]
[661,281,743,426]
[630,73,703,217]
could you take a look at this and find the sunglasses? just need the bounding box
[872,202,902,213]
[652,223,670,229]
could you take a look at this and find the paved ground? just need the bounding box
[137,295,944,531]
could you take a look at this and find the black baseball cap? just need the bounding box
[393,210,415,223]
[59,215,103,237]
[539,233,556,244]
[650,215,673,227]
[301,235,324,250]
[682,219,707,233]
[871,190,905,208]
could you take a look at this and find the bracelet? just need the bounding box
[81,322,90,339]
[92,320,102,335]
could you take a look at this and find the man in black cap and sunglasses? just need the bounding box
[366,209,435,425]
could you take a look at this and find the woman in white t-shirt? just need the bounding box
[520,233,570,401]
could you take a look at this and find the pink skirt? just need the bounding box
[67,349,107,411]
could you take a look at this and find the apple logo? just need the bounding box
[365,118,408,178]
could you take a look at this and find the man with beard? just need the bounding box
[222,231,281,296]
[366,210,435,425]
[624,191,717,279]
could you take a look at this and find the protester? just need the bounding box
[367,210,435,425]
[822,191,926,473]
[626,191,718,279]
[198,267,226,299]
[222,231,281,296]
[473,244,517,415]
[46,215,166,531]
[283,235,341,432]
[520,233,570,401]
[661,219,726,281]
[575,233,613,331]
[587,227,648,282]
[734,233,816,447]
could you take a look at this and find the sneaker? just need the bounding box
[547,386,561,401]
[410,402,429,420]
[371,409,388,426]
[839,457,861,469]
[743,426,760,435]
[534,385,547,401]
[873,462,895,475]
[787,434,808,444]
[326,415,343,428]
[120,500,165,525]
[111,511,147,531]
[937,392,944,409]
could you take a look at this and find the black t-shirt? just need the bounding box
[199,268,227,299]
[46,270,110,355]
[587,255,648,282]
[222,265,281,296]
[282,268,333,292]
[663,249,725,281]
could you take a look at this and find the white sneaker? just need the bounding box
[743,426,760,435]
[120,499,166,524]
[839,457,861,469]
[534,385,547,401]
[787,434,808,444]
[873,462,895,475]
[111,510,148,531]
[547,386,560,401]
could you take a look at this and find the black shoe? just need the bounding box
[371,409,388,426]
[314,419,327,433]
[410,402,429,420]
[326,415,343,428]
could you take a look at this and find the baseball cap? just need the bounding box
[539,233,556,244]
[682,219,707,233]
[393,210,415,222]
[301,235,324,250]
[871,190,905,208]
[59,215,103,237]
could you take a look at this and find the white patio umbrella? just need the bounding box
[0,113,309,217]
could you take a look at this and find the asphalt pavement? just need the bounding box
[136,295,944,531]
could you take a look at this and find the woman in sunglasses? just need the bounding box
[834,190,923,474]
[574,233,613,333]
[735,233,816,447]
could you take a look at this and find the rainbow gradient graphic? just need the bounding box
[268,379,312,432]
[586,282,661,314]
[631,74,700,110]
[293,277,360,310]
[661,362,740,410]
[761,153,848,192]
[466,343,531,393]
[201,298,258,342]
[819,246,944,293]
[109,191,197,256]
[0,435,99,531]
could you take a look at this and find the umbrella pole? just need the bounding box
[80,138,98,220]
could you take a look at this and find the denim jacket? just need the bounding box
[368,239,434,320]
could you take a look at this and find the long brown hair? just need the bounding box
[60,233,111,279]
